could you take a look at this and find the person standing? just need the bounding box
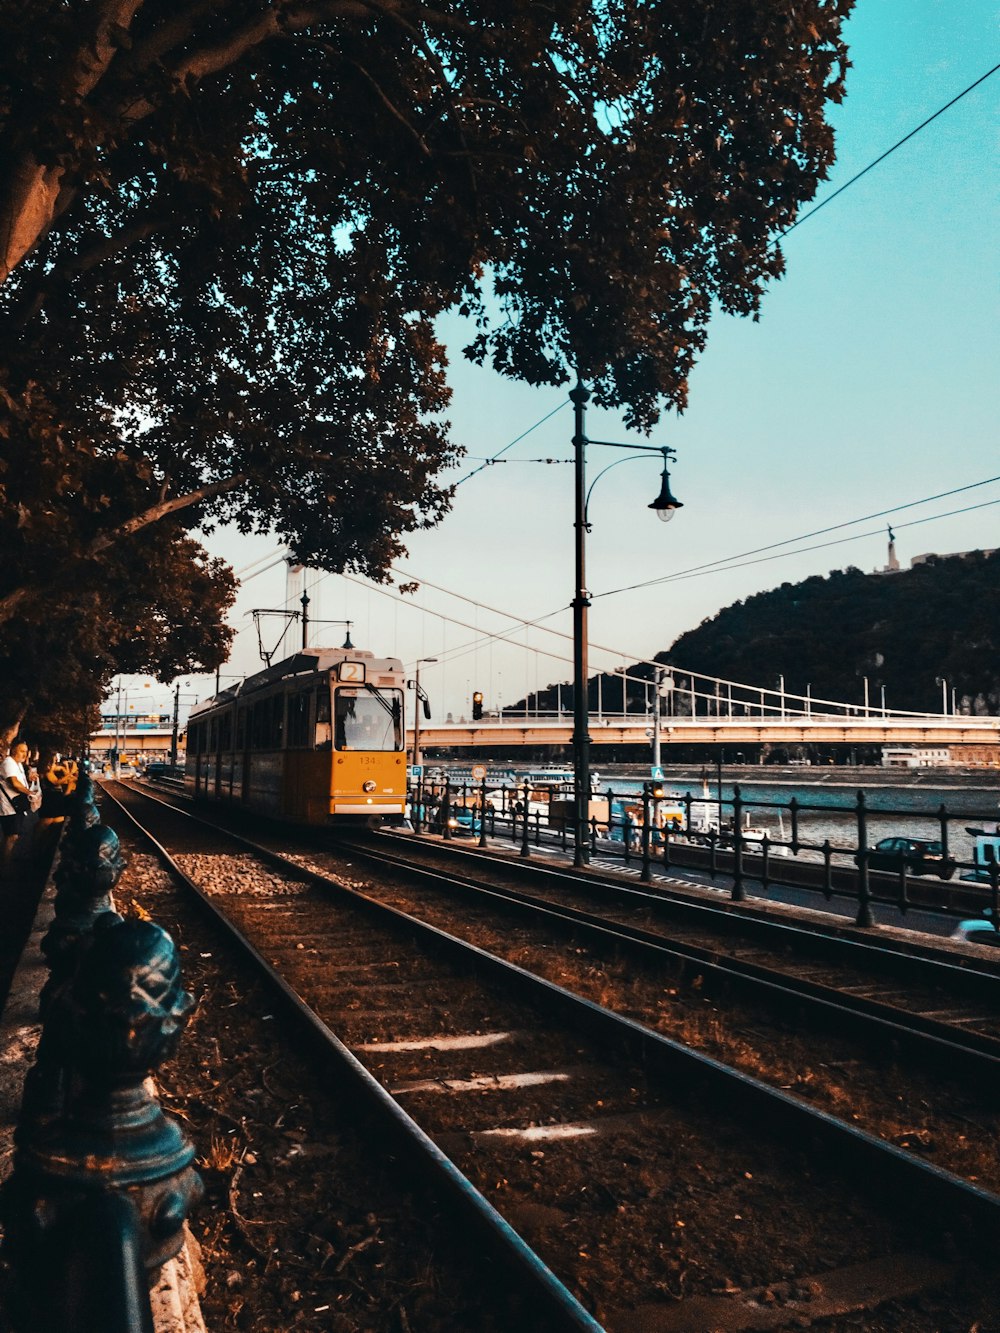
[34,753,77,858]
[0,740,34,869]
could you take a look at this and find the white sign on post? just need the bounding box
[471,764,487,781]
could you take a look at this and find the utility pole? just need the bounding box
[570,377,592,867]
[651,666,665,772]
[113,678,123,777]
[170,683,181,768]
[412,659,437,769]
[301,588,310,649]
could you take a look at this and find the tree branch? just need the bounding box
[70,0,147,100]
[0,473,248,628]
[352,61,431,155]
[13,202,175,329]
[89,472,250,553]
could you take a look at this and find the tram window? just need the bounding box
[236,709,247,750]
[334,689,402,752]
[287,691,311,748]
[314,686,332,750]
[209,717,218,751]
[252,693,284,749]
[220,713,232,751]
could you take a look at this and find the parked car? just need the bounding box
[950,916,1000,949]
[143,761,185,780]
[860,836,956,879]
[448,805,482,836]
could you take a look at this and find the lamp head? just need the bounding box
[649,450,683,523]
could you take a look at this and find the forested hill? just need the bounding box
[665,550,1000,715]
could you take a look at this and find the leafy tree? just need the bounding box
[0,0,854,635]
[0,524,235,750]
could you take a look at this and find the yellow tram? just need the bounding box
[185,647,407,825]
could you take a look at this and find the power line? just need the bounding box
[453,398,570,486]
[378,486,1000,671]
[781,60,1000,240]
[596,496,1000,596]
[594,474,1000,601]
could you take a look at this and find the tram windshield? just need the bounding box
[334,687,403,751]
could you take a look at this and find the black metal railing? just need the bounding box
[0,771,202,1333]
[406,774,1000,932]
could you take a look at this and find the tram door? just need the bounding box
[238,706,251,802]
[209,716,221,798]
[219,709,233,799]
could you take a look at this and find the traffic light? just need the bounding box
[472,691,484,721]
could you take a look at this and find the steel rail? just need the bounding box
[107,783,1000,1251]
[390,829,1000,989]
[100,785,604,1332]
[332,836,1000,1090]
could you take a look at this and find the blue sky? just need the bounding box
[125,4,1000,721]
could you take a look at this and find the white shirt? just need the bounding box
[0,755,28,816]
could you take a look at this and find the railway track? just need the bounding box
[104,780,1000,1331]
[338,831,1000,1092]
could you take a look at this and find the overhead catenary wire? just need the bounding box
[252,479,999,682]
[779,60,1000,242]
[590,497,1000,609]
[390,474,1000,643]
[594,475,1000,601]
[224,64,1000,653]
[452,398,570,486]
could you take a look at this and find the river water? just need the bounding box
[435,765,1000,866]
[604,776,1000,864]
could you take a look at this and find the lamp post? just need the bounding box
[170,682,197,768]
[569,377,682,866]
[113,679,125,778]
[411,658,437,770]
[651,666,670,772]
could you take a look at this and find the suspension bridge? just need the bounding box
[409,665,1000,754]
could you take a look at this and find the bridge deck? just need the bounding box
[411,716,1000,748]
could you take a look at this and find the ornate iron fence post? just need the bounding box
[821,839,834,900]
[855,789,874,927]
[731,784,745,901]
[640,785,652,883]
[789,796,800,856]
[1,771,203,1333]
[441,778,452,840]
[520,781,531,859]
[478,776,488,849]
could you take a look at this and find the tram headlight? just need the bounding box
[363,780,377,792]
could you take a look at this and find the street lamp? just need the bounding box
[410,658,437,769]
[649,448,683,522]
[111,679,150,775]
[113,677,125,777]
[170,681,199,767]
[651,666,671,772]
[569,376,682,866]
